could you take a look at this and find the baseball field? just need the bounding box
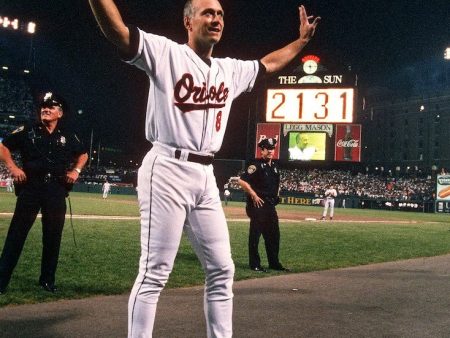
[1,190,450,307]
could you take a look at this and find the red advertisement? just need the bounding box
[334,124,362,162]
[255,123,281,159]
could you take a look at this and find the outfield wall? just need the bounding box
[225,189,435,213]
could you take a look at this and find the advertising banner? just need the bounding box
[255,123,281,159]
[334,124,362,162]
[436,175,450,201]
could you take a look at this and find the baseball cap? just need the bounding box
[258,137,277,150]
[39,92,66,111]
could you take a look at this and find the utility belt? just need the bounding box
[152,142,214,165]
[27,172,65,183]
[14,172,73,197]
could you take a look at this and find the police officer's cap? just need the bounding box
[39,92,67,111]
[258,138,277,150]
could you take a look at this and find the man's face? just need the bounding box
[40,105,62,123]
[298,134,309,149]
[261,148,275,161]
[186,0,224,46]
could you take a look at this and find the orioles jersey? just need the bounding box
[125,27,259,153]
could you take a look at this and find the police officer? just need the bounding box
[238,138,289,272]
[0,92,88,294]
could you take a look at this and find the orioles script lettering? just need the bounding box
[174,73,229,113]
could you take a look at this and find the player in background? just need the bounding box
[102,179,111,199]
[223,186,231,206]
[321,185,338,220]
[88,0,320,337]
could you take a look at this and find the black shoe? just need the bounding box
[251,266,267,273]
[269,265,291,272]
[39,281,57,293]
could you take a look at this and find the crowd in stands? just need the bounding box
[0,75,34,137]
[0,75,34,115]
[228,168,435,201]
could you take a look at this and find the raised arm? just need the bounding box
[261,5,320,74]
[88,0,130,53]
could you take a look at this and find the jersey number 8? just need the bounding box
[215,111,222,131]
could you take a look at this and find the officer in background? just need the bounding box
[239,138,289,272]
[0,92,88,294]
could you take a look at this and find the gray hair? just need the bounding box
[183,0,195,19]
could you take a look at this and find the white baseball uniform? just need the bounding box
[322,188,338,219]
[102,181,111,198]
[126,27,260,338]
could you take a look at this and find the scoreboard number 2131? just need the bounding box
[266,88,354,123]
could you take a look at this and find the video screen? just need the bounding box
[287,132,326,161]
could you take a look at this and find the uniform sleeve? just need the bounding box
[228,58,260,99]
[1,127,26,151]
[239,162,259,185]
[70,133,88,156]
[124,27,173,76]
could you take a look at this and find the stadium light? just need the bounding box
[1,16,9,28]
[23,69,30,74]
[444,48,450,60]
[27,22,36,34]
[2,66,8,70]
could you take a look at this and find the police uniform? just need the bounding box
[239,138,287,271]
[0,93,87,293]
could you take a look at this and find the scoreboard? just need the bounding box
[254,55,361,162]
[266,88,354,123]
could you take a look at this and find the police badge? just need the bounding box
[59,136,66,146]
[247,165,256,174]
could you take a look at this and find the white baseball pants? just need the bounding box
[322,198,335,218]
[128,143,234,338]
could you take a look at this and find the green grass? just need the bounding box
[0,191,140,216]
[1,190,450,307]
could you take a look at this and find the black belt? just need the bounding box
[174,150,214,165]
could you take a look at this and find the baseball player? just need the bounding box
[223,188,231,206]
[88,1,320,337]
[102,180,111,199]
[5,176,13,193]
[321,185,338,220]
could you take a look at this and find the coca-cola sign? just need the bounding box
[336,139,359,148]
[334,125,362,162]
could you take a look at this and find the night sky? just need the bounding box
[1,0,449,162]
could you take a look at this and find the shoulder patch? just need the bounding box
[247,165,257,174]
[12,126,25,134]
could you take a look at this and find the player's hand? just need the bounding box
[299,5,320,43]
[66,170,79,184]
[10,167,27,183]
[251,194,264,208]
